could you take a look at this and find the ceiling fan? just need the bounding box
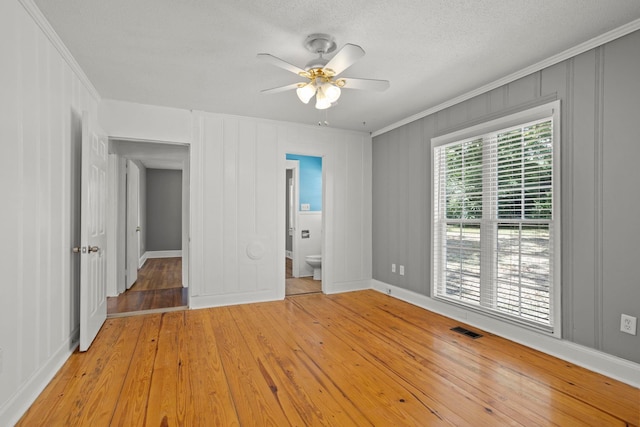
[258,33,390,110]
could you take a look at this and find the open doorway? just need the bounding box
[107,140,190,316]
[285,154,323,296]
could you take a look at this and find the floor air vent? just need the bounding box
[451,326,483,339]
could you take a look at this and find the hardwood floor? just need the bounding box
[285,257,322,296]
[107,287,188,316]
[107,257,187,316]
[19,290,639,426]
[128,257,183,291]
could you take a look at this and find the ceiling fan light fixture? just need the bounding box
[321,82,341,103]
[315,87,331,110]
[259,33,389,112]
[296,82,316,104]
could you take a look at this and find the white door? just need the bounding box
[78,111,108,352]
[126,160,140,289]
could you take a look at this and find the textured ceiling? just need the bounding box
[34,0,640,132]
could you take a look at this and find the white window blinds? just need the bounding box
[432,102,560,334]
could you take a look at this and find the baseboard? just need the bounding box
[325,279,371,295]
[371,279,640,388]
[144,250,182,260]
[138,252,148,269]
[189,289,279,310]
[0,330,79,426]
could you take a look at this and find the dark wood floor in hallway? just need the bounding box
[107,257,187,316]
[19,290,639,426]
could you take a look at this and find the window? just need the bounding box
[432,101,561,335]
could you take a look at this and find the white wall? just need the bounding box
[100,103,373,307]
[100,99,193,144]
[0,1,100,424]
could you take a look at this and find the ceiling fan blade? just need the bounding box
[260,82,302,95]
[323,43,365,76]
[257,53,307,76]
[338,77,390,91]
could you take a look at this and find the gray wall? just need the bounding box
[372,30,640,364]
[146,168,182,251]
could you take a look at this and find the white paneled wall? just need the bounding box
[190,115,280,305]
[0,2,372,420]
[280,124,372,294]
[189,112,373,307]
[0,1,99,424]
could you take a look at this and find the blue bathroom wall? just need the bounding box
[286,154,322,211]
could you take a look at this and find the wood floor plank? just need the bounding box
[262,312,377,426]
[20,290,640,426]
[109,314,161,426]
[291,294,525,426]
[16,320,127,425]
[294,294,530,423]
[19,317,145,426]
[144,311,188,426]
[340,291,640,425]
[266,297,456,426]
[369,292,640,424]
[209,306,296,426]
[233,302,373,426]
[107,257,187,316]
[285,257,322,296]
[285,277,322,295]
[73,316,146,426]
[230,304,333,425]
[184,309,240,426]
[325,292,628,426]
[129,257,183,292]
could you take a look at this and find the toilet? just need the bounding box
[305,255,322,280]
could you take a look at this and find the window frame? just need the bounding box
[431,100,561,337]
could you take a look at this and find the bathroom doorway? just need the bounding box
[285,154,323,296]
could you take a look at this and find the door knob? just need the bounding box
[88,246,100,253]
[72,247,81,253]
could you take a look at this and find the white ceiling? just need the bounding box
[34,0,640,132]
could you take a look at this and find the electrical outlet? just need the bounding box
[399,265,405,276]
[391,264,396,273]
[620,314,637,335]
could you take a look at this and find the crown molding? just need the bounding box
[18,0,101,102]
[373,18,640,137]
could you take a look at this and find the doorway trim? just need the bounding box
[125,159,141,290]
[281,152,327,297]
[106,138,191,301]
[285,160,300,277]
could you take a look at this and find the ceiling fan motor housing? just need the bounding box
[303,34,336,71]
[304,33,336,55]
